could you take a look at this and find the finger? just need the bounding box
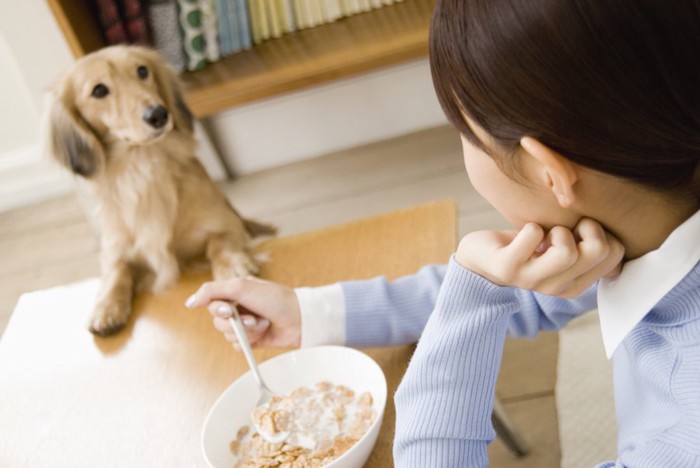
[569,231,624,290]
[213,315,234,333]
[544,223,625,297]
[185,278,245,308]
[212,311,267,331]
[524,226,578,279]
[223,331,237,343]
[241,318,271,347]
[573,217,606,243]
[208,301,234,318]
[503,223,546,263]
[569,218,614,273]
[455,230,517,276]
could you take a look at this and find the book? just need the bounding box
[199,0,221,62]
[225,0,243,53]
[235,0,253,49]
[346,0,361,16]
[119,0,150,44]
[292,0,309,29]
[94,0,128,45]
[247,0,264,44]
[325,0,342,22]
[265,0,282,38]
[307,0,322,27]
[215,0,232,55]
[279,0,296,33]
[358,0,371,12]
[176,0,208,71]
[147,0,185,71]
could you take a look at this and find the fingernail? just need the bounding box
[242,316,257,328]
[258,319,270,329]
[185,294,197,308]
[217,303,233,317]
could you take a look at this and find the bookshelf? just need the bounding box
[46,0,436,118]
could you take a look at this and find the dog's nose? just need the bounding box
[143,105,169,129]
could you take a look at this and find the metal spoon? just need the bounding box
[227,305,290,444]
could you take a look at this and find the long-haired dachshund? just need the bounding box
[45,45,275,336]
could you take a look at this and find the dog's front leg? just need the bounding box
[89,261,135,336]
[206,234,259,280]
[144,248,180,293]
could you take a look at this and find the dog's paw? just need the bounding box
[88,301,132,336]
[213,251,259,279]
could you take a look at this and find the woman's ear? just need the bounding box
[520,137,580,207]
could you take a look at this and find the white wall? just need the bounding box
[210,58,446,175]
[0,0,76,213]
[0,33,39,152]
[0,2,447,213]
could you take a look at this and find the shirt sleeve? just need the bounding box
[340,263,597,347]
[393,257,518,466]
[341,264,448,347]
[295,284,345,347]
[507,285,598,338]
[391,258,602,466]
[296,262,598,349]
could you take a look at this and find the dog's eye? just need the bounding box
[91,84,109,98]
[137,66,149,79]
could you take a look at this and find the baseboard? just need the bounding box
[0,144,73,213]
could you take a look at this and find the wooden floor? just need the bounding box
[0,125,560,467]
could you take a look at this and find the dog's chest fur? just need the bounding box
[88,136,194,258]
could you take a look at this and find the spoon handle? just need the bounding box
[228,305,271,393]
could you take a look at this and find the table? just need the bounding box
[0,200,457,467]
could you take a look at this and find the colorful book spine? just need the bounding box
[119,0,150,44]
[325,0,342,22]
[346,0,361,16]
[247,0,263,44]
[216,0,232,55]
[176,0,208,70]
[358,0,371,12]
[292,0,309,29]
[225,0,243,53]
[235,0,253,49]
[199,0,221,62]
[279,0,295,33]
[147,0,404,67]
[147,0,185,71]
[266,0,282,38]
[95,0,128,45]
[307,0,322,27]
[258,0,271,40]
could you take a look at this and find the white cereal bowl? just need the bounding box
[201,345,388,468]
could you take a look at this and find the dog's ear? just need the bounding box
[45,85,105,178]
[148,49,194,134]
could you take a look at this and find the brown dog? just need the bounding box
[45,45,275,336]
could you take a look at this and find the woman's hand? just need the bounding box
[455,218,624,298]
[185,276,302,349]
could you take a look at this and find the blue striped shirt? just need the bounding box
[340,258,700,466]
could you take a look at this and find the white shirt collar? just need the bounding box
[597,209,700,359]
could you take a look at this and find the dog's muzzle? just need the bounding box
[143,105,169,129]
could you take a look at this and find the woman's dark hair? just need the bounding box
[430,0,700,195]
